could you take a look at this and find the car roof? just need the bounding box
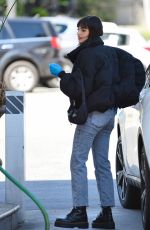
[102,21,118,33]
[42,16,118,31]
[42,15,78,25]
[7,16,47,22]
[41,16,119,39]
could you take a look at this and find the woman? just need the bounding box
[50,15,118,229]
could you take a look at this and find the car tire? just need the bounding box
[46,78,60,88]
[116,136,140,209]
[140,147,150,230]
[3,61,39,92]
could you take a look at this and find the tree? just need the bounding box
[0,0,17,32]
[4,0,117,20]
[0,0,7,16]
[76,0,117,21]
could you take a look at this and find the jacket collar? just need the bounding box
[67,36,104,63]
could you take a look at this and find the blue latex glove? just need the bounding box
[49,63,63,76]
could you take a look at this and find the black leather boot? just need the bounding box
[54,206,89,228]
[92,206,115,229]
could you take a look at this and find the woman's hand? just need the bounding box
[49,63,63,76]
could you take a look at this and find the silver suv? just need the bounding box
[0,17,71,91]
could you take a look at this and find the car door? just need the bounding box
[140,65,150,167]
[122,103,141,177]
[0,22,14,55]
[122,66,150,177]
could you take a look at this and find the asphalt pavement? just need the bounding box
[0,179,143,230]
[0,88,143,230]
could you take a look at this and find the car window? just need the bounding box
[102,33,127,46]
[8,20,48,38]
[117,34,127,45]
[43,21,58,36]
[102,33,119,46]
[0,26,11,39]
[53,23,67,34]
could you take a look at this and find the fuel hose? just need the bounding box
[0,158,50,230]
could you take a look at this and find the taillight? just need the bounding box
[144,47,150,52]
[50,37,60,49]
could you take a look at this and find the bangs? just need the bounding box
[77,16,103,37]
[77,18,88,28]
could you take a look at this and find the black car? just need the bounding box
[0,17,72,91]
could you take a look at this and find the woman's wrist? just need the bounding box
[58,71,65,78]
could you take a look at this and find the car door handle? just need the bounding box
[1,44,14,49]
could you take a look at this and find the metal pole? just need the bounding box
[5,91,24,223]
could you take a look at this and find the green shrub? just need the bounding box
[31,7,49,17]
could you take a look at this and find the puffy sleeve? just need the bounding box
[59,49,104,100]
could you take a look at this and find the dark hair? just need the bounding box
[77,16,103,37]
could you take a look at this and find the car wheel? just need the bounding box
[46,77,60,88]
[140,147,150,230]
[116,136,140,208]
[3,61,39,92]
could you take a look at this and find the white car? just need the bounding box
[102,27,150,68]
[115,65,150,230]
[41,15,79,56]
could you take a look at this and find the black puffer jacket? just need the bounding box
[59,36,120,112]
[112,47,145,108]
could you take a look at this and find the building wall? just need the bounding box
[116,0,144,25]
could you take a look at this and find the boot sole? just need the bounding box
[92,222,115,229]
[55,221,89,229]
